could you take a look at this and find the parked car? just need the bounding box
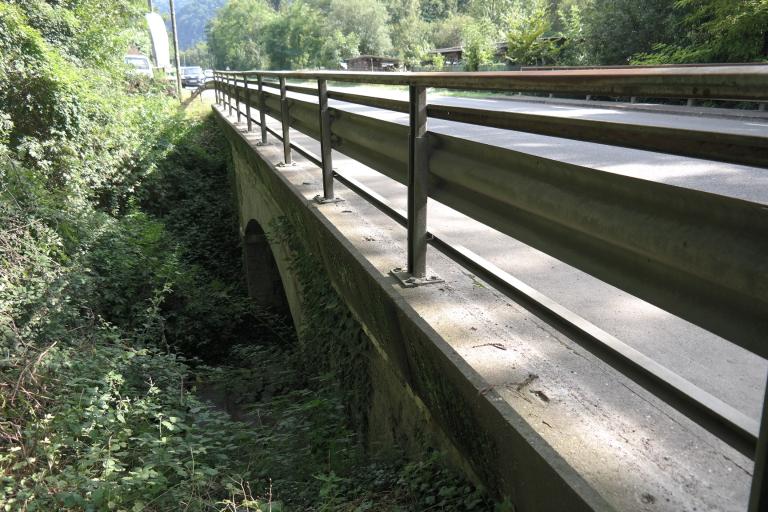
[181,66,205,87]
[124,54,153,78]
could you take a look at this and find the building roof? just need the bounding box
[345,55,401,62]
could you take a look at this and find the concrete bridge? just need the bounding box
[209,66,768,511]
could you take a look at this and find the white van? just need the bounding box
[124,55,153,79]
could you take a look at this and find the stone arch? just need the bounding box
[242,219,291,318]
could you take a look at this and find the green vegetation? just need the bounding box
[203,0,767,70]
[1,1,497,510]
[2,0,766,509]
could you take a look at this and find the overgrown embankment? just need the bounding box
[1,2,495,510]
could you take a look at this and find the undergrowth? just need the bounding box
[1,2,498,510]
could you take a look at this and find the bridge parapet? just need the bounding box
[212,65,768,511]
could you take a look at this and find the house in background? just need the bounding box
[343,55,400,71]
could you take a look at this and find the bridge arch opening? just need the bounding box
[242,219,291,319]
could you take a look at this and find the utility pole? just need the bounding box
[169,0,182,100]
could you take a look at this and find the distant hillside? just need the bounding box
[156,0,227,50]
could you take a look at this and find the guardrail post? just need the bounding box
[390,85,443,288]
[220,73,226,107]
[749,383,768,511]
[214,73,219,104]
[408,85,428,278]
[258,75,268,144]
[235,75,242,123]
[314,79,341,204]
[244,73,252,132]
[219,73,224,105]
[279,77,292,165]
[389,85,442,287]
[228,75,234,116]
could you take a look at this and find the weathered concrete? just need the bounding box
[242,220,290,314]
[214,102,753,512]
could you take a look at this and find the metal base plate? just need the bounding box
[390,268,444,288]
[313,195,344,205]
[276,162,296,167]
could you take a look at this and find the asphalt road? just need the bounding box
[230,84,768,421]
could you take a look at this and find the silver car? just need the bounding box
[181,66,205,87]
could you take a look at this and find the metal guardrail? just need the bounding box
[212,65,768,510]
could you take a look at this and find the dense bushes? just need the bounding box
[0,2,258,508]
[1,2,497,510]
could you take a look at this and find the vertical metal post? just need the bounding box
[244,74,252,132]
[228,75,234,116]
[318,79,334,200]
[749,381,768,511]
[168,0,182,101]
[235,74,242,123]
[224,75,228,110]
[407,85,428,278]
[279,77,292,165]
[219,74,224,105]
[258,75,268,144]
[213,73,218,104]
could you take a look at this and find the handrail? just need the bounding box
[521,62,768,71]
[212,69,768,509]
[215,65,768,100]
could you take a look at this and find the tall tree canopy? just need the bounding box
[634,0,768,63]
[207,0,274,69]
[330,0,392,55]
[205,0,768,70]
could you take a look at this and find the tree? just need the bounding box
[329,0,392,55]
[555,1,588,65]
[505,0,559,66]
[386,0,431,66]
[468,0,516,32]
[207,0,274,69]
[634,0,768,63]
[462,18,496,70]
[264,1,358,69]
[580,0,681,64]
[428,13,473,49]
[420,0,460,21]
[180,41,214,68]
